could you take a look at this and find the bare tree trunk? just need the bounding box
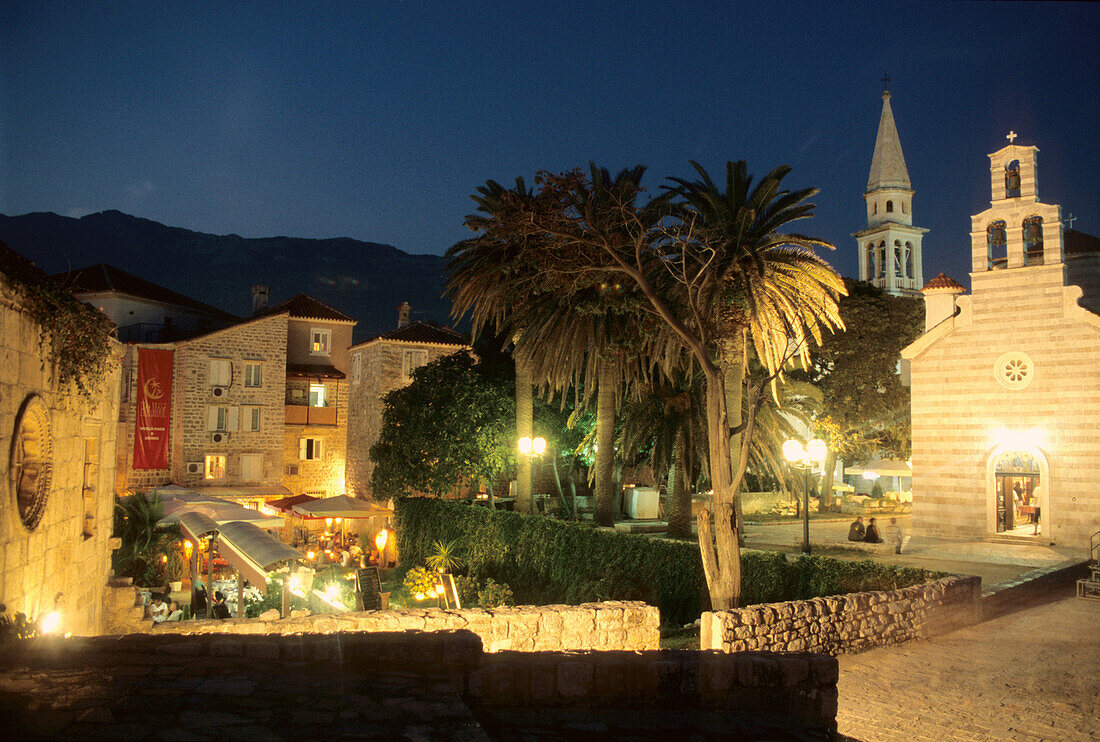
[550,449,570,517]
[696,342,742,610]
[722,335,746,544]
[515,348,534,514]
[819,448,838,513]
[593,358,617,527]
[666,427,692,538]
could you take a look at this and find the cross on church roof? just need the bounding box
[1006,130,1018,144]
[1066,213,1077,230]
[882,74,890,92]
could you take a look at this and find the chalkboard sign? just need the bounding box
[356,566,382,611]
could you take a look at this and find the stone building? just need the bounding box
[852,90,926,297]
[116,290,357,505]
[901,137,1100,546]
[54,263,240,343]
[0,243,121,635]
[346,302,467,497]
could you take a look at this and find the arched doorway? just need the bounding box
[986,446,1048,538]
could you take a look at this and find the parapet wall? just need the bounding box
[702,575,981,655]
[151,600,660,652]
[0,631,838,738]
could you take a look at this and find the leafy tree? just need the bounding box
[370,351,515,499]
[798,279,924,507]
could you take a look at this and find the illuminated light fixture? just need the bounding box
[783,437,827,556]
[375,529,388,552]
[307,550,316,560]
[992,427,1045,450]
[862,471,880,481]
[161,554,168,564]
[40,611,61,635]
[518,436,546,456]
[325,518,333,526]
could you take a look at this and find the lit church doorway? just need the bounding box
[993,450,1042,536]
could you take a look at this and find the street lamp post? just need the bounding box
[783,437,827,554]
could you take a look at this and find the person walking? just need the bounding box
[887,517,904,554]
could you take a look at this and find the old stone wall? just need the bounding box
[281,377,349,497]
[0,273,121,636]
[701,575,981,656]
[346,339,464,498]
[151,600,660,652]
[0,631,838,739]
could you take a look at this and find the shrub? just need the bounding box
[477,578,514,608]
[396,498,942,626]
[454,574,480,607]
[871,481,885,498]
[402,566,438,600]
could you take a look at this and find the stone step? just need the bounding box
[985,534,1044,546]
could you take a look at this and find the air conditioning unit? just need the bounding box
[211,386,228,399]
[211,432,230,444]
[185,461,203,475]
[285,464,299,476]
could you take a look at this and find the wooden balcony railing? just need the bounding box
[285,405,338,426]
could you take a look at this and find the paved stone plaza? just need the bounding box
[836,593,1099,741]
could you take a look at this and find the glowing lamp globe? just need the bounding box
[782,439,806,463]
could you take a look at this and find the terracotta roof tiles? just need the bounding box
[255,293,356,323]
[921,273,966,293]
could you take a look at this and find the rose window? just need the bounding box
[994,351,1034,391]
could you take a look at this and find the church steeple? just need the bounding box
[866,91,912,192]
[853,86,927,297]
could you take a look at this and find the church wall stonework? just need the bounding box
[0,272,121,636]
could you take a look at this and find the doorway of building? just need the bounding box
[994,451,1041,536]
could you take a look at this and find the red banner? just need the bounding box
[133,348,173,470]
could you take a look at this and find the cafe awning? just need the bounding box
[159,495,283,527]
[176,511,219,543]
[846,458,913,479]
[291,495,393,519]
[156,483,292,501]
[215,521,304,595]
[267,493,320,516]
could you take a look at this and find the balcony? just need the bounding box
[285,404,338,426]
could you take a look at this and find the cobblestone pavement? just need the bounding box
[836,593,1100,741]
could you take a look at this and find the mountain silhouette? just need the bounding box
[0,210,456,341]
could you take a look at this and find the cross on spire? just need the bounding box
[1066,213,1077,230]
[1006,130,1018,144]
[882,74,890,92]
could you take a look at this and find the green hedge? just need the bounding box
[395,498,940,627]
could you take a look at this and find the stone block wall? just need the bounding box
[151,600,660,652]
[0,273,121,635]
[701,575,981,656]
[346,340,465,497]
[281,377,349,497]
[0,631,838,738]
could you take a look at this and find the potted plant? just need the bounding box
[166,544,186,592]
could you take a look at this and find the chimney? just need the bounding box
[397,301,411,328]
[920,273,966,331]
[251,285,270,314]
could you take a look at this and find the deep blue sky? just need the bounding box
[3,2,1098,288]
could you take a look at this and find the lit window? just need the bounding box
[309,384,326,407]
[240,453,263,482]
[205,455,226,480]
[209,358,232,386]
[300,438,324,461]
[402,349,428,381]
[311,329,331,355]
[244,362,262,387]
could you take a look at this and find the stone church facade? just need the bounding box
[902,139,1100,547]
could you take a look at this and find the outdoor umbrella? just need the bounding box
[267,493,321,517]
[160,496,283,527]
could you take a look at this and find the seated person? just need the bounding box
[847,517,866,541]
[150,596,169,623]
[193,584,208,615]
[165,601,184,622]
[863,517,883,543]
[211,590,231,620]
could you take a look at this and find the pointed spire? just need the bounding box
[866,91,911,191]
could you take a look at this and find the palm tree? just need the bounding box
[660,160,845,608]
[112,492,179,586]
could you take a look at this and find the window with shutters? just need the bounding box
[243,405,261,432]
[299,438,324,461]
[209,358,232,386]
[310,329,331,355]
[352,354,362,384]
[240,453,263,482]
[244,362,262,387]
[207,406,238,431]
[402,349,428,382]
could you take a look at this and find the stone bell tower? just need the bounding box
[852,86,926,296]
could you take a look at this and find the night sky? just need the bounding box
[3,2,1098,288]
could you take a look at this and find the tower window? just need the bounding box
[877,241,887,280]
[894,241,904,278]
[872,202,877,215]
[886,200,894,213]
[987,221,1008,270]
[901,201,908,214]
[865,243,875,279]
[905,242,914,279]
[1005,160,1021,198]
[1023,216,1043,266]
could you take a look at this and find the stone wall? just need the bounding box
[0,631,838,739]
[701,575,981,656]
[0,270,121,636]
[151,600,660,652]
[346,339,465,497]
